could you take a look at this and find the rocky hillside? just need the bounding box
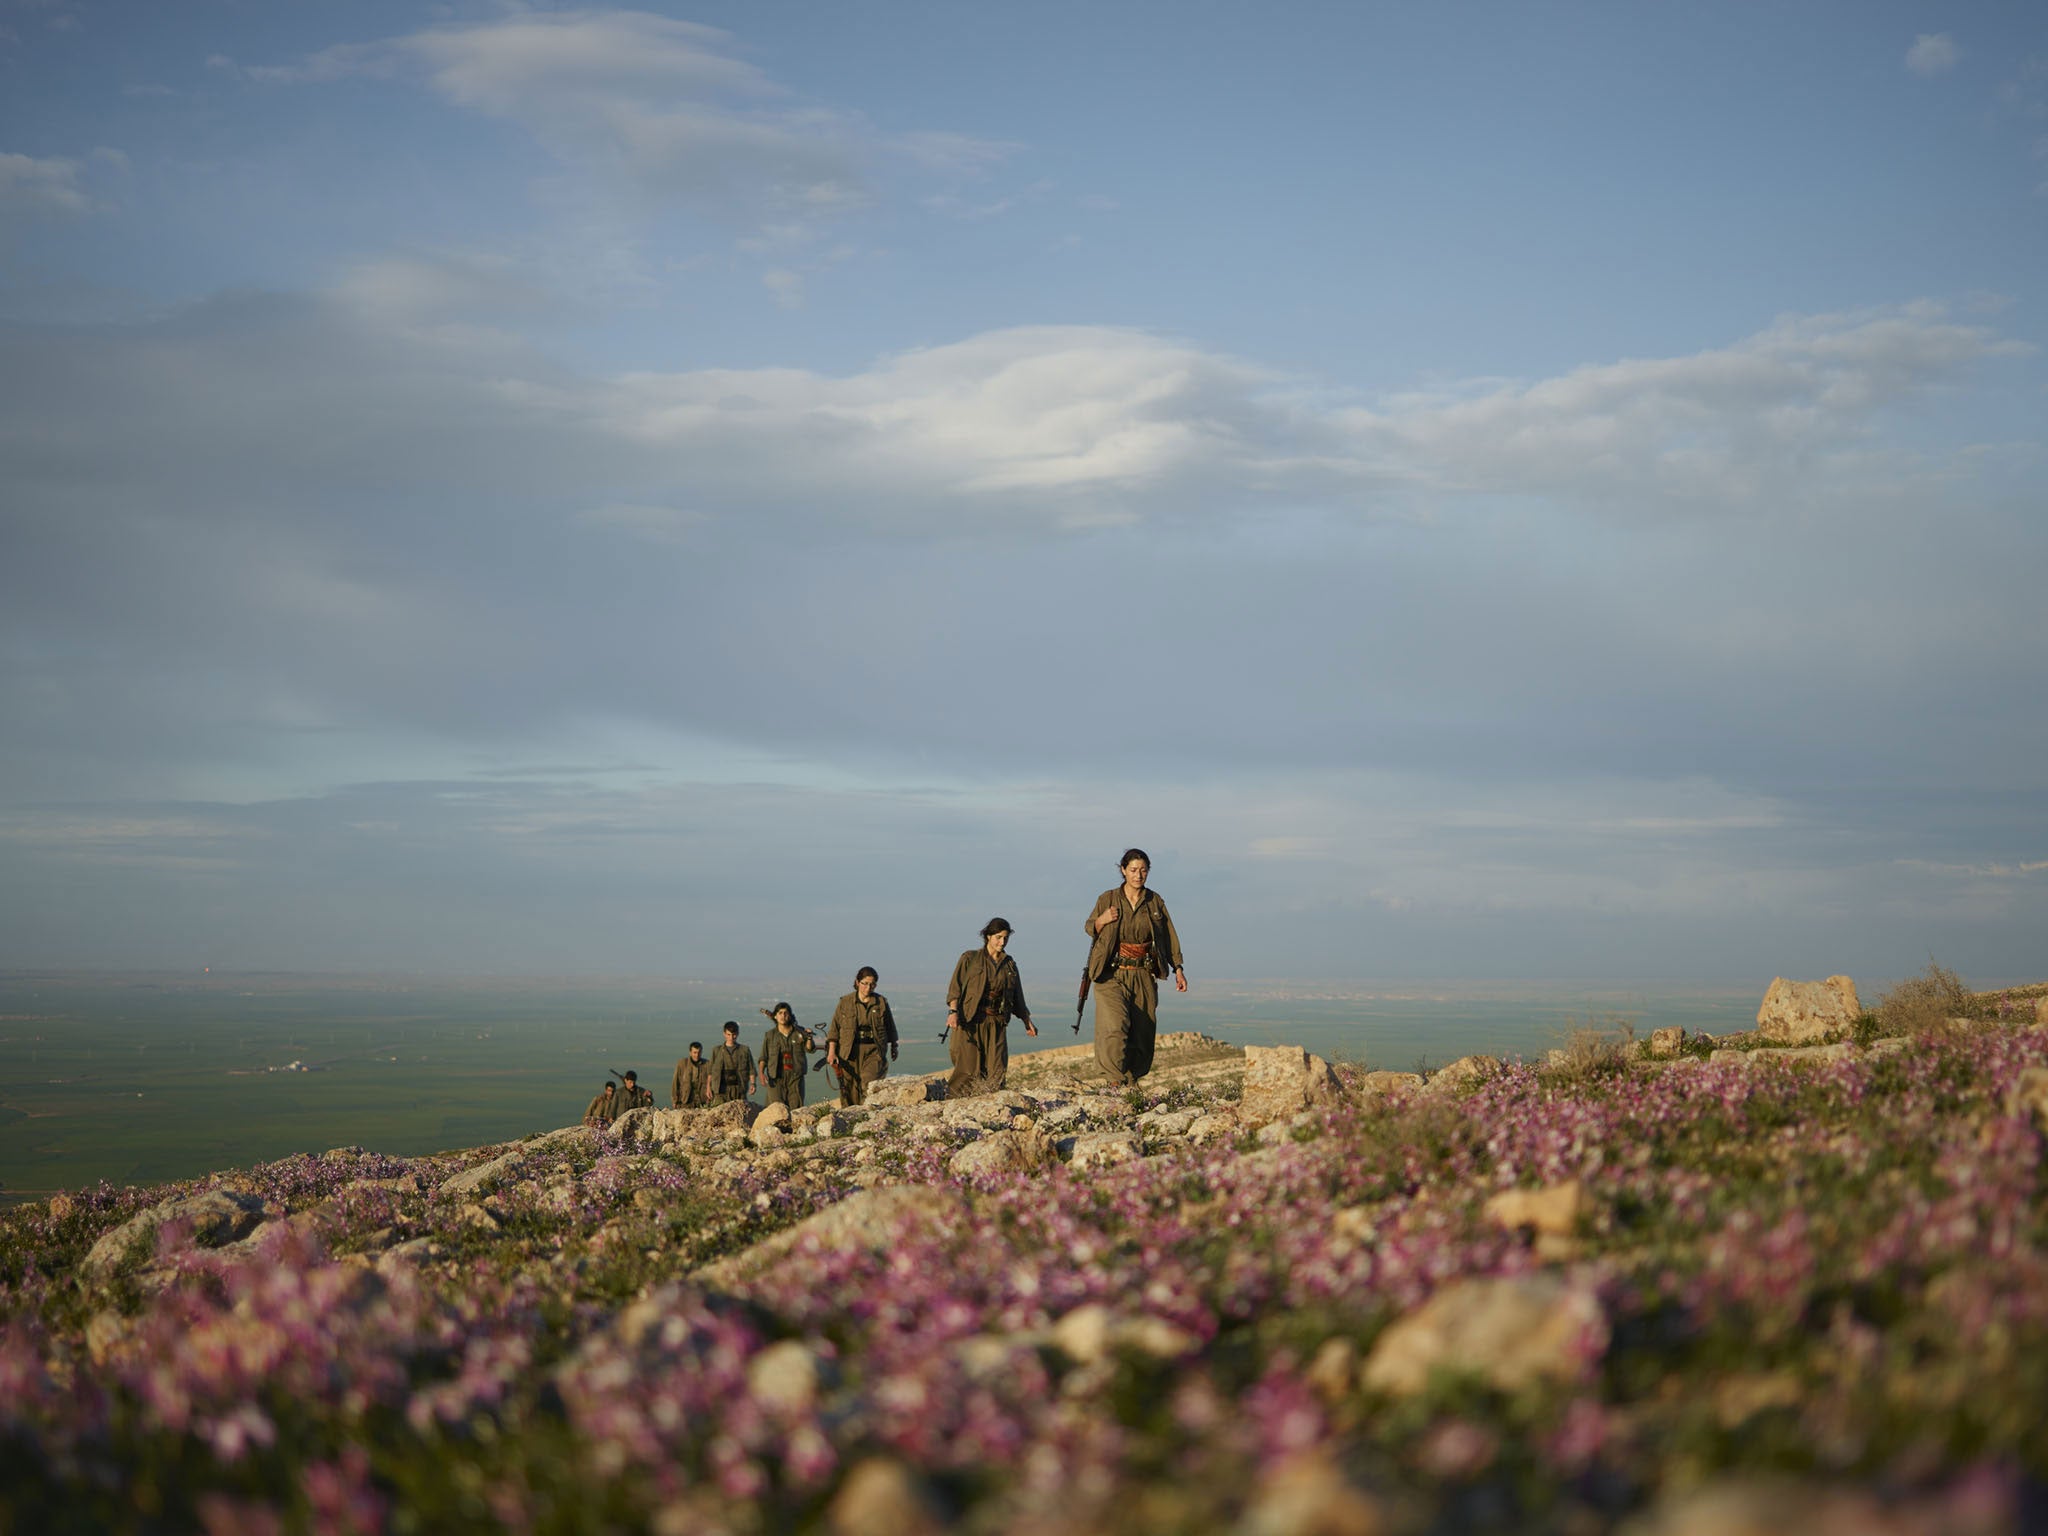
[4,1012,2047,1534]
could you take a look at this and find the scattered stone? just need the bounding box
[1361,1273,1607,1396]
[1421,1055,1499,1093]
[84,1310,126,1366]
[942,1091,1033,1128]
[863,1077,944,1109]
[1186,1111,1238,1142]
[747,1339,828,1414]
[1239,1452,1387,1536]
[827,1458,946,1536]
[1482,1180,1584,1238]
[1239,1044,1345,1128]
[2036,998,2048,1026]
[2007,1066,2048,1132]
[751,1102,792,1149]
[947,1127,1054,1177]
[80,1187,282,1279]
[46,1193,74,1222]
[1304,1337,1358,1403]
[1648,1027,1686,1057]
[439,1149,524,1197]
[696,1184,969,1288]
[1137,1107,1201,1136]
[1065,1131,1143,1169]
[1356,1071,1424,1097]
[1755,975,1860,1045]
[1050,1303,1197,1364]
[375,1237,444,1273]
[1864,1036,1910,1056]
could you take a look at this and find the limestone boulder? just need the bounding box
[1648,1027,1686,1057]
[1185,1111,1238,1142]
[947,1127,1054,1178]
[864,1076,944,1109]
[1755,976,1860,1045]
[2035,997,2048,1026]
[1361,1273,1607,1397]
[439,1149,524,1197]
[941,1090,1034,1128]
[696,1184,969,1289]
[1422,1055,1499,1094]
[80,1187,282,1280]
[1239,1044,1344,1128]
[1064,1131,1142,1170]
[1357,1070,1424,1098]
[751,1102,793,1149]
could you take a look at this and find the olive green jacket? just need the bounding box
[707,1042,756,1100]
[760,1025,814,1087]
[829,991,898,1057]
[672,1055,713,1108]
[583,1088,621,1126]
[1083,886,1185,983]
[948,948,1030,1026]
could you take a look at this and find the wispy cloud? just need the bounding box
[0,150,90,220]
[251,8,1015,236]
[1906,33,1961,77]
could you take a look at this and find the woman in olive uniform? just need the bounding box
[827,967,899,1106]
[1084,848,1186,1086]
[945,917,1038,1097]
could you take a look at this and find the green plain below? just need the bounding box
[0,972,1765,1201]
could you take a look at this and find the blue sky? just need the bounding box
[3,1,2045,985]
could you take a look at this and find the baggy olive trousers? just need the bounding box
[837,1045,885,1105]
[947,1016,1009,1097]
[1092,966,1159,1084]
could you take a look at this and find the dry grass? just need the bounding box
[1877,960,1971,1038]
[1547,1012,1637,1082]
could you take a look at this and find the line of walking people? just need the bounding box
[580,848,1186,1124]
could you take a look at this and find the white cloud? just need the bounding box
[0,150,90,218]
[1342,303,2026,513]
[1906,33,1961,77]
[255,9,1012,230]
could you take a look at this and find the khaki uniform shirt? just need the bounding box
[583,1089,620,1126]
[1084,886,1184,983]
[672,1055,713,1108]
[760,1025,812,1086]
[708,1041,756,1099]
[829,992,898,1056]
[948,948,1030,1026]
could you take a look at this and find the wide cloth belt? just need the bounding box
[1116,942,1152,967]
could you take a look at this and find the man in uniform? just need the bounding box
[672,1040,712,1108]
[758,1003,814,1113]
[582,1080,619,1127]
[619,1070,655,1111]
[707,1022,756,1105]
[827,967,899,1106]
[945,917,1038,1097]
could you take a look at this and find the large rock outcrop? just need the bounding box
[1239,1044,1344,1127]
[79,1187,281,1280]
[1755,976,1860,1044]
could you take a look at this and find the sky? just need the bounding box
[2,1,2045,986]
